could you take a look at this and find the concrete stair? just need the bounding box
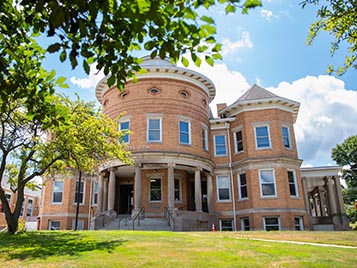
[99,216,172,231]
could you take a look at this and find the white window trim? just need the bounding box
[147,117,162,143]
[233,126,244,154]
[119,119,130,144]
[148,176,162,203]
[263,216,281,231]
[238,173,248,200]
[282,125,292,149]
[202,125,209,151]
[254,125,271,149]
[288,169,299,198]
[92,181,99,206]
[74,180,86,205]
[259,169,277,198]
[179,119,191,145]
[26,198,33,217]
[240,217,250,231]
[72,219,84,230]
[214,134,227,157]
[52,181,64,204]
[294,216,304,231]
[49,220,61,230]
[219,219,233,231]
[216,175,231,202]
[174,176,182,203]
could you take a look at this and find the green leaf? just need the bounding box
[225,4,236,14]
[56,76,66,85]
[83,60,90,75]
[108,75,115,87]
[205,55,214,66]
[47,43,61,53]
[200,15,215,24]
[60,50,67,62]
[181,56,189,67]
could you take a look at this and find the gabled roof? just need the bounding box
[236,84,279,102]
[219,84,300,122]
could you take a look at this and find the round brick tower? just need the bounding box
[95,57,217,225]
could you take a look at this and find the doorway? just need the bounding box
[119,184,133,214]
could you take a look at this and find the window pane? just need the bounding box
[282,127,290,148]
[150,179,161,201]
[288,171,297,196]
[260,170,274,183]
[179,121,190,144]
[236,131,243,152]
[262,183,275,196]
[256,126,270,148]
[148,119,161,141]
[217,176,230,200]
[174,179,181,201]
[221,219,233,231]
[149,119,160,129]
[265,217,280,231]
[120,121,130,143]
[215,135,226,155]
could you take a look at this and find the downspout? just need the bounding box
[88,172,93,230]
[225,122,237,231]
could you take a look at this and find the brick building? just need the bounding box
[0,183,40,231]
[38,57,349,231]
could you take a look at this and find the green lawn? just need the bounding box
[0,230,356,268]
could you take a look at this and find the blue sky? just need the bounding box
[43,1,357,167]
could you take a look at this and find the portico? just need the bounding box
[301,166,350,231]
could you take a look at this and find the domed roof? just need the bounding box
[96,56,216,104]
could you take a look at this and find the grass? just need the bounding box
[0,230,356,268]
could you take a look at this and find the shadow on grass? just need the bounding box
[0,231,127,261]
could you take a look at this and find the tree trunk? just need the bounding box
[6,213,18,234]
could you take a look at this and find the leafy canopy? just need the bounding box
[0,94,131,234]
[302,0,357,75]
[332,135,357,187]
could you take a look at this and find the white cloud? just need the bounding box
[221,32,253,56]
[187,61,357,166]
[70,64,105,90]
[268,75,357,166]
[260,9,280,21]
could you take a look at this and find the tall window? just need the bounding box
[255,125,270,148]
[179,120,191,145]
[174,178,181,201]
[214,135,227,156]
[19,198,25,217]
[241,217,250,231]
[217,175,230,201]
[52,181,64,204]
[294,217,303,231]
[147,118,161,142]
[238,173,248,199]
[234,130,243,153]
[264,217,280,231]
[74,181,85,204]
[92,182,99,205]
[259,169,277,197]
[282,126,291,149]
[288,170,298,197]
[150,178,161,201]
[202,127,208,151]
[26,199,33,217]
[220,219,233,231]
[119,120,130,144]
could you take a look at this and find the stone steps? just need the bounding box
[99,216,172,231]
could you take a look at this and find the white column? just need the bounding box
[97,173,104,212]
[195,168,202,212]
[326,177,337,216]
[333,176,346,214]
[103,178,108,211]
[301,178,311,215]
[108,168,116,211]
[206,174,214,213]
[134,164,142,211]
[167,163,175,210]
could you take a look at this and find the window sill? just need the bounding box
[238,198,249,202]
[217,200,232,203]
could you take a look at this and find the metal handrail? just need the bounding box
[132,207,145,230]
[118,207,132,229]
[164,207,175,231]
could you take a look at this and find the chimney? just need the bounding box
[216,103,227,117]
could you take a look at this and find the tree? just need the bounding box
[0,95,131,234]
[332,135,357,225]
[302,0,357,75]
[1,0,262,113]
